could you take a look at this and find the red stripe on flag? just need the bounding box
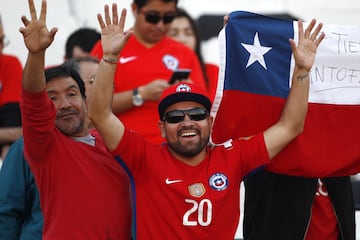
[212,90,360,177]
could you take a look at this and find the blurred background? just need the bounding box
[1,0,360,67]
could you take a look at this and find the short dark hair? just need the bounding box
[65,28,100,59]
[45,63,86,99]
[133,0,178,9]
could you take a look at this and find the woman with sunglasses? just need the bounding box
[89,3,324,239]
[90,0,207,146]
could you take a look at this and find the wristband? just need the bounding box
[102,57,118,64]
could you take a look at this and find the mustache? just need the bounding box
[177,126,200,134]
[56,109,79,118]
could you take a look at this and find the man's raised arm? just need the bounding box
[88,3,131,151]
[19,0,57,93]
[264,19,325,159]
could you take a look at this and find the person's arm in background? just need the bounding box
[0,138,43,239]
[263,19,325,159]
[90,39,170,114]
[88,4,131,151]
[111,80,169,113]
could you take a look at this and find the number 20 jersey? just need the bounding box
[114,129,270,239]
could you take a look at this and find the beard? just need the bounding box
[56,109,85,136]
[167,134,210,158]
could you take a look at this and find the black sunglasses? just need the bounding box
[139,10,176,24]
[163,108,208,124]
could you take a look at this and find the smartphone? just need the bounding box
[169,69,191,84]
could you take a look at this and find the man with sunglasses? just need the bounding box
[89,4,324,239]
[0,15,23,163]
[90,0,206,145]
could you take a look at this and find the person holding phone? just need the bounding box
[90,0,206,145]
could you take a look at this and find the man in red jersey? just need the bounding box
[91,0,206,144]
[89,4,324,239]
[0,15,23,161]
[19,1,132,239]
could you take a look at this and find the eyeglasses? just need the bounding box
[139,10,176,25]
[163,108,208,124]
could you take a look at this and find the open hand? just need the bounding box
[290,19,325,71]
[19,0,58,54]
[97,3,132,58]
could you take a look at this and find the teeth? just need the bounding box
[181,131,196,137]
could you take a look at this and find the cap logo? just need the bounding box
[176,83,192,93]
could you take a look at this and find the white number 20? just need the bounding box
[183,199,212,226]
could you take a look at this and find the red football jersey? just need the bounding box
[114,129,270,239]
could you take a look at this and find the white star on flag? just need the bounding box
[241,32,272,69]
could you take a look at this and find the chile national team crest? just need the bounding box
[209,173,228,191]
[162,54,179,71]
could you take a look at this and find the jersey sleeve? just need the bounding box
[231,133,270,176]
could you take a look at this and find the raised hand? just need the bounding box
[19,0,58,54]
[97,3,132,58]
[289,19,325,72]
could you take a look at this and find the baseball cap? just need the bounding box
[158,82,211,119]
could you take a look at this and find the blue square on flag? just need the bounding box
[225,11,294,98]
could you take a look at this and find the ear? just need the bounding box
[158,120,166,138]
[208,115,214,134]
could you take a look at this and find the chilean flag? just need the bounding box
[211,11,360,177]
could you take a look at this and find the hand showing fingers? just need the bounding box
[19,0,57,54]
[290,19,325,72]
[97,3,132,57]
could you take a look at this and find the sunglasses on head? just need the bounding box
[163,108,208,124]
[139,10,176,24]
